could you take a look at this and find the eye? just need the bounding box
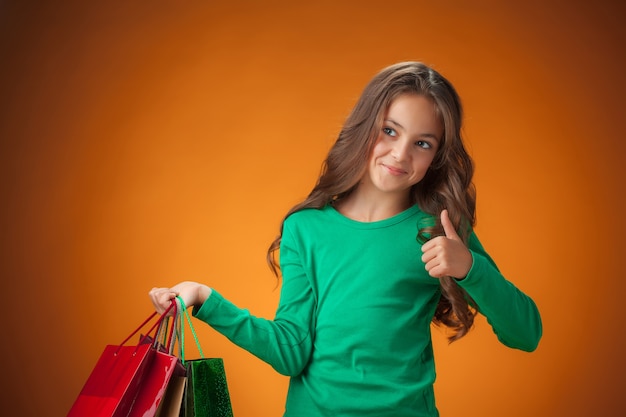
[382,127,397,137]
[415,140,432,149]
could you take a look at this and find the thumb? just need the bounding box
[441,209,461,241]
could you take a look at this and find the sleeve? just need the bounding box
[458,232,543,352]
[192,218,316,376]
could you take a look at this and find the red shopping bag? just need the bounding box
[68,303,177,417]
[128,338,185,416]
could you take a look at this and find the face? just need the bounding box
[361,93,443,200]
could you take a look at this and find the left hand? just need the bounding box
[421,209,473,280]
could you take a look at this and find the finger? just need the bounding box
[427,267,444,279]
[441,209,461,241]
[421,234,442,252]
[160,294,178,315]
[148,288,178,314]
[424,258,443,279]
[421,248,437,264]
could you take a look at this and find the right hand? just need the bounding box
[148,281,212,314]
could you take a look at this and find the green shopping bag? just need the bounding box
[177,297,234,417]
[184,358,234,417]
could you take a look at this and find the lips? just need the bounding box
[382,163,407,176]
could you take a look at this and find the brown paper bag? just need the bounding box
[156,373,187,417]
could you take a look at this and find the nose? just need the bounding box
[391,138,411,161]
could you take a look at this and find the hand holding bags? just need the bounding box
[68,297,234,417]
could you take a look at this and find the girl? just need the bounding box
[149,62,542,417]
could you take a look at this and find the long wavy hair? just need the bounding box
[267,62,477,342]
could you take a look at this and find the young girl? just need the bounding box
[149,62,542,417]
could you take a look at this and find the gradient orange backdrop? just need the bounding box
[1,1,624,416]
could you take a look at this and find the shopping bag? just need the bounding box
[155,370,187,417]
[176,297,234,417]
[127,347,183,417]
[68,303,176,417]
[130,309,187,417]
[68,343,154,417]
[183,358,234,417]
[148,298,188,417]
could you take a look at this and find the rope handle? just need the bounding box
[175,296,204,363]
[154,307,179,353]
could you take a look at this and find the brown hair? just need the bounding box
[267,62,477,342]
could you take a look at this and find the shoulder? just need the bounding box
[284,206,333,229]
[282,206,339,245]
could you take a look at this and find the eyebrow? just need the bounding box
[385,119,441,143]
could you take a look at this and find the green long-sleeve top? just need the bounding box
[194,204,542,417]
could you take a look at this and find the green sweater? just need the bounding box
[194,205,542,416]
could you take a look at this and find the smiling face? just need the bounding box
[361,93,443,202]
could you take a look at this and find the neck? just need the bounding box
[335,190,412,222]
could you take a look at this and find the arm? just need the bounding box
[459,232,543,352]
[421,210,542,351]
[149,218,316,376]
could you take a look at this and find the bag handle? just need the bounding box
[154,311,179,353]
[175,296,204,364]
[115,301,177,354]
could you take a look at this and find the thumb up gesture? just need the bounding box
[421,209,473,280]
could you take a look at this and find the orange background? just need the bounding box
[1,1,624,416]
